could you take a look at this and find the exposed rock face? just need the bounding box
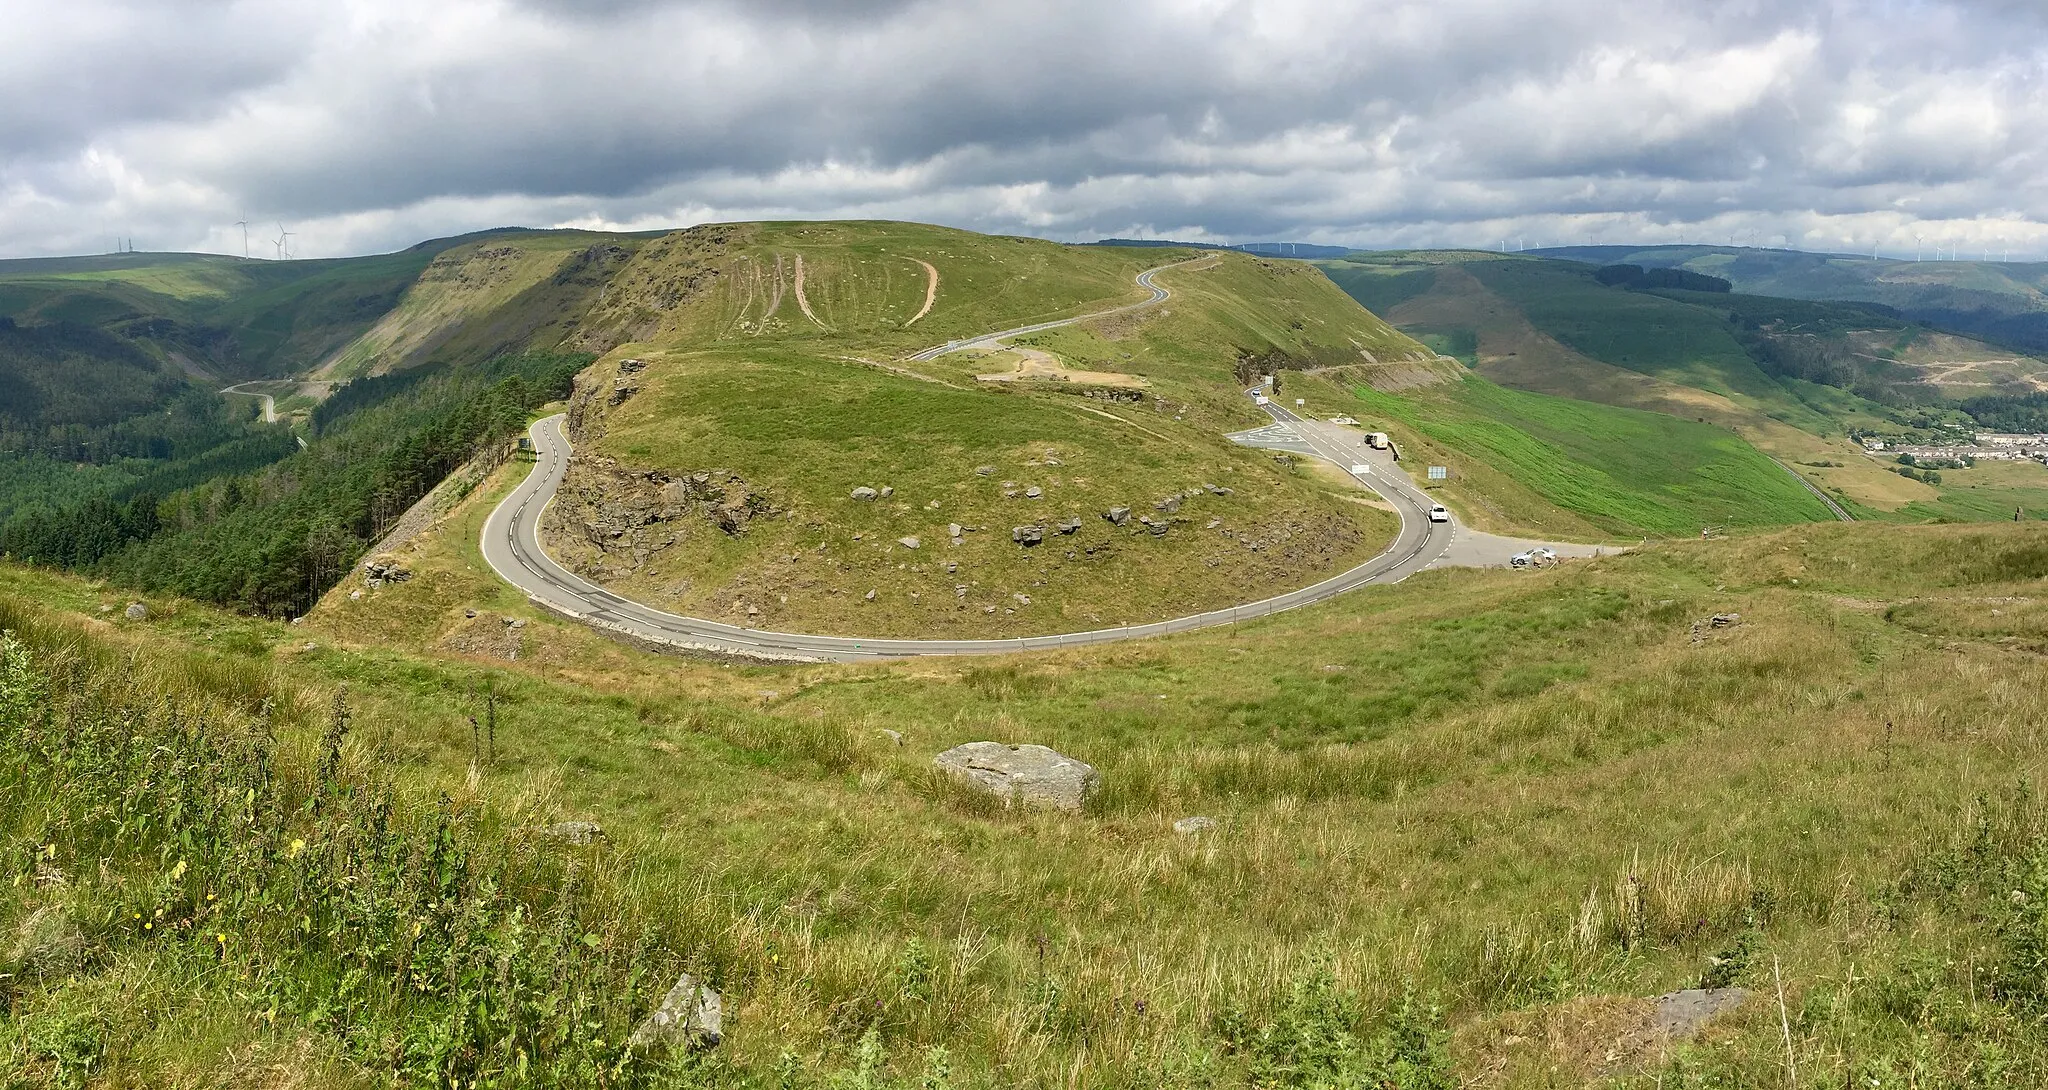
[935,742,1099,811]
[628,973,723,1053]
[362,556,413,586]
[544,459,781,579]
[1012,525,1044,546]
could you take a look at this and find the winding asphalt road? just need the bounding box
[482,261,1456,661]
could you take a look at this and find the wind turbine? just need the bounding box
[234,220,249,260]
[275,223,293,261]
[1915,234,1924,262]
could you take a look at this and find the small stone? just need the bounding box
[879,728,905,746]
[1105,505,1132,525]
[955,585,968,597]
[1173,816,1217,834]
[975,465,996,476]
[948,523,963,538]
[946,561,959,573]
[1155,496,1182,514]
[1710,613,1742,628]
[1205,483,1233,496]
[1014,593,1032,605]
[1207,518,1222,529]
[123,602,148,621]
[1056,516,1082,535]
[465,608,478,618]
[1025,486,1043,499]
[628,973,723,1053]
[851,487,879,501]
[864,589,877,601]
[349,590,362,601]
[509,619,527,629]
[898,536,922,549]
[1003,489,1020,499]
[1012,525,1044,546]
[541,820,606,845]
[880,486,895,498]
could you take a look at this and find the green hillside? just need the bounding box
[1533,244,2048,355]
[9,506,2048,1086]
[1320,252,2048,523]
[554,223,1423,637]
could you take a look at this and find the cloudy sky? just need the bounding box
[4,0,2045,260]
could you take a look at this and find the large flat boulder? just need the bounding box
[934,742,1098,811]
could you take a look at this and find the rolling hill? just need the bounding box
[1318,251,2048,523]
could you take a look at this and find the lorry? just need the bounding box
[1365,432,1390,449]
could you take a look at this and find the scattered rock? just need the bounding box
[1710,613,1742,628]
[974,465,996,476]
[617,357,647,374]
[1013,525,1044,546]
[1173,816,1217,835]
[349,590,363,601]
[1003,489,1020,499]
[1653,988,1747,1040]
[850,486,879,501]
[864,589,878,601]
[96,604,111,614]
[1055,516,1083,535]
[124,602,148,621]
[4,905,85,978]
[362,557,413,583]
[1155,495,1182,514]
[464,608,478,619]
[948,523,963,538]
[878,728,905,746]
[1205,483,1233,496]
[1206,518,1222,529]
[933,742,1100,811]
[1105,505,1132,525]
[880,486,895,498]
[541,820,606,845]
[1025,486,1043,499]
[955,585,968,598]
[628,973,723,1054]
[898,536,922,550]
[946,561,959,573]
[1014,593,1032,605]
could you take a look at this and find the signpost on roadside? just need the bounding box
[1427,466,1449,481]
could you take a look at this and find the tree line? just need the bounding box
[2,351,591,617]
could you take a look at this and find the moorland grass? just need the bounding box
[9,514,2048,1086]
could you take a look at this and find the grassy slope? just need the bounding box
[1322,255,2048,521]
[314,231,648,379]
[11,489,2048,1085]
[550,224,1415,638]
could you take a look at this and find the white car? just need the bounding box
[1428,505,1451,523]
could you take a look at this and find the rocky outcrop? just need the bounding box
[935,742,1099,811]
[1012,525,1044,546]
[628,972,723,1053]
[544,458,782,579]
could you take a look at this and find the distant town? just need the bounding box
[1864,431,2048,466]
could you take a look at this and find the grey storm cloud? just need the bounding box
[3,0,2046,259]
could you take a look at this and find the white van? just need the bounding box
[1428,505,1450,523]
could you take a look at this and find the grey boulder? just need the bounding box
[628,972,723,1053]
[1012,525,1044,546]
[1105,506,1132,525]
[123,602,148,621]
[541,820,606,845]
[934,742,1099,811]
[850,486,879,501]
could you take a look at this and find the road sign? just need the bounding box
[1427,465,1449,480]
[1295,398,1305,407]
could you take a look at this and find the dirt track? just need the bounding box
[905,259,939,327]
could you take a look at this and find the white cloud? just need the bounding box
[2,0,2046,260]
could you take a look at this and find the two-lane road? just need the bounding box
[482,260,1456,661]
